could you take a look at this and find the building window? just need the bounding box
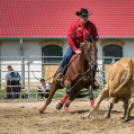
[103,44,122,64]
[42,45,63,64]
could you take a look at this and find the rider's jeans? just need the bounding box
[59,46,75,73]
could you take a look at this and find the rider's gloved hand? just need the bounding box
[75,49,81,54]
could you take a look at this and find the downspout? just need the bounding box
[20,38,25,89]
[0,42,1,89]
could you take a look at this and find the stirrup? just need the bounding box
[93,80,99,90]
[55,73,63,82]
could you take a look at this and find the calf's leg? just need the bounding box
[104,97,115,118]
[124,98,134,122]
[121,99,129,119]
[82,87,109,119]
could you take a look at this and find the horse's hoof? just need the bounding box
[81,116,85,119]
[39,109,44,114]
[120,117,125,120]
[56,103,63,110]
[122,120,128,123]
[104,114,110,119]
[63,107,68,112]
[81,115,88,120]
[122,118,130,123]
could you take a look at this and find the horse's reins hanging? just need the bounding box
[33,71,55,82]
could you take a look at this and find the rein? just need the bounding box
[68,67,92,92]
[73,59,92,75]
[33,71,55,82]
[67,53,93,91]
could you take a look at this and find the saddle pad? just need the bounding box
[67,54,78,66]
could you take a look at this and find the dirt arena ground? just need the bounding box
[0,99,134,134]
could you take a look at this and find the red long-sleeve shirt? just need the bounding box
[67,19,99,52]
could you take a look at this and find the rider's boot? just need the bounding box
[93,70,99,90]
[55,73,63,82]
[93,79,99,90]
[55,65,68,82]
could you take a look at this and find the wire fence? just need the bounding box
[0,55,122,102]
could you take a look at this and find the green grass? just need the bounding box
[0,88,102,99]
[0,89,66,99]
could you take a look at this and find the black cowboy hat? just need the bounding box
[75,8,92,16]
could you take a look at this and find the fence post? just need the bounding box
[27,59,30,101]
[21,56,24,89]
[111,57,115,64]
[101,58,104,89]
[102,71,104,89]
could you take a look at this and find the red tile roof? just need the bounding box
[1,0,134,37]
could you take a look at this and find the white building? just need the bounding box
[0,0,134,88]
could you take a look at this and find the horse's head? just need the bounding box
[81,37,98,70]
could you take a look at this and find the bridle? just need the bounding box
[81,40,97,70]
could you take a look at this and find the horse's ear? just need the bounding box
[83,39,90,45]
[86,42,91,48]
[80,42,85,47]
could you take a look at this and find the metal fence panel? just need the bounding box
[0,56,122,101]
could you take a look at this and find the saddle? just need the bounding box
[56,53,99,90]
[62,54,78,76]
[67,54,78,66]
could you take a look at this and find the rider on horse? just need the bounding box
[55,8,99,89]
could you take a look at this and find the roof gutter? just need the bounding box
[100,36,134,39]
[0,36,134,39]
[0,36,66,39]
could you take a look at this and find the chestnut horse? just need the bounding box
[39,37,98,113]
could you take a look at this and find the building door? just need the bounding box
[103,44,123,80]
[42,45,63,83]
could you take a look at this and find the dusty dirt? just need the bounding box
[0,99,134,134]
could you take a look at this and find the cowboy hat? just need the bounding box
[75,8,92,16]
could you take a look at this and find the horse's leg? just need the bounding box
[88,85,94,107]
[89,91,94,106]
[56,93,69,110]
[56,79,72,110]
[39,82,59,113]
[63,90,80,112]
[81,87,109,119]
